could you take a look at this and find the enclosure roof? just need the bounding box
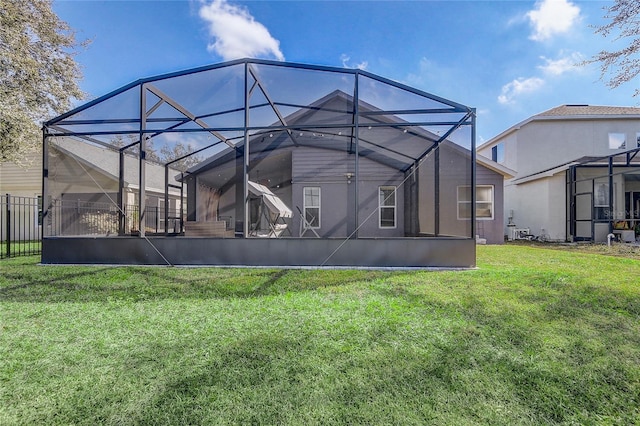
[46,58,472,128]
[511,146,640,184]
[45,58,474,174]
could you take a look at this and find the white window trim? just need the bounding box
[378,186,397,229]
[303,187,321,229]
[457,185,494,221]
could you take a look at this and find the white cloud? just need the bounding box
[538,52,583,76]
[199,0,284,61]
[526,0,581,41]
[498,77,545,104]
[340,54,368,70]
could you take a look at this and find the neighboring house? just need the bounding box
[46,137,184,236]
[478,105,640,243]
[1,139,184,237]
[0,154,42,242]
[0,154,42,198]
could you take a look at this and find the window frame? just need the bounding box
[457,185,494,221]
[491,143,504,163]
[378,186,397,229]
[608,133,626,150]
[302,186,321,229]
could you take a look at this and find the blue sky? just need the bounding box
[53,0,637,143]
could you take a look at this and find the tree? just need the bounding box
[110,135,202,171]
[0,0,86,165]
[586,0,640,96]
[160,142,202,172]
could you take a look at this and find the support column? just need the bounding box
[41,128,49,239]
[353,72,360,239]
[568,166,577,240]
[471,108,477,240]
[434,148,440,236]
[608,156,614,234]
[139,84,147,237]
[164,165,169,236]
[118,149,125,235]
[243,61,250,238]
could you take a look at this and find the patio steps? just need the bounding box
[184,221,234,238]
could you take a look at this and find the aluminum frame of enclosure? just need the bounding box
[42,58,477,267]
[567,146,640,242]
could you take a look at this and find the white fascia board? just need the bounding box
[476,154,516,178]
[511,165,573,185]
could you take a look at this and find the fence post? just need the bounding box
[5,194,11,258]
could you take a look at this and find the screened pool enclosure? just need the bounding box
[42,59,477,267]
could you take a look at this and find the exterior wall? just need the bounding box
[419,145,505,244]
[192,146,406,238]
[0,153,42,197]
[291,147,404,238]
[504,173,566,241]
[512,119,640,178]
[478,131,518,171]
[476,165,505,244]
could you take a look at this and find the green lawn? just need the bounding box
[1,245,639,425]
[0,240,41,259]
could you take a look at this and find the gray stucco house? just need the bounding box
[478,105,640,243]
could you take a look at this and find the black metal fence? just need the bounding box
[1,194,42,259]
[46,199,182,237]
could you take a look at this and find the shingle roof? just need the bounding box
[478,104,640,150]
[535,105,640,117]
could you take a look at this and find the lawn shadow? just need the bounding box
[0,265,398,304]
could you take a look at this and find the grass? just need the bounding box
[0,240,41,259]
[1,244,639,425]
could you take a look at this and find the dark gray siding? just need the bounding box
[291,147,404,238]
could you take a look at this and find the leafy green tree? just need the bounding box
[587,0,640,96]
[0,0,86,165]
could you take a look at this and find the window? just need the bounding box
[594,182,615,220]
[379,186,396,228]
[609,133,626,150]
[457,185,494,220]
[491,143,504,163]
[636,132,640,148]
[303,187,320,228]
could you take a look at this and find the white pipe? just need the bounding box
[607,233,615,247]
